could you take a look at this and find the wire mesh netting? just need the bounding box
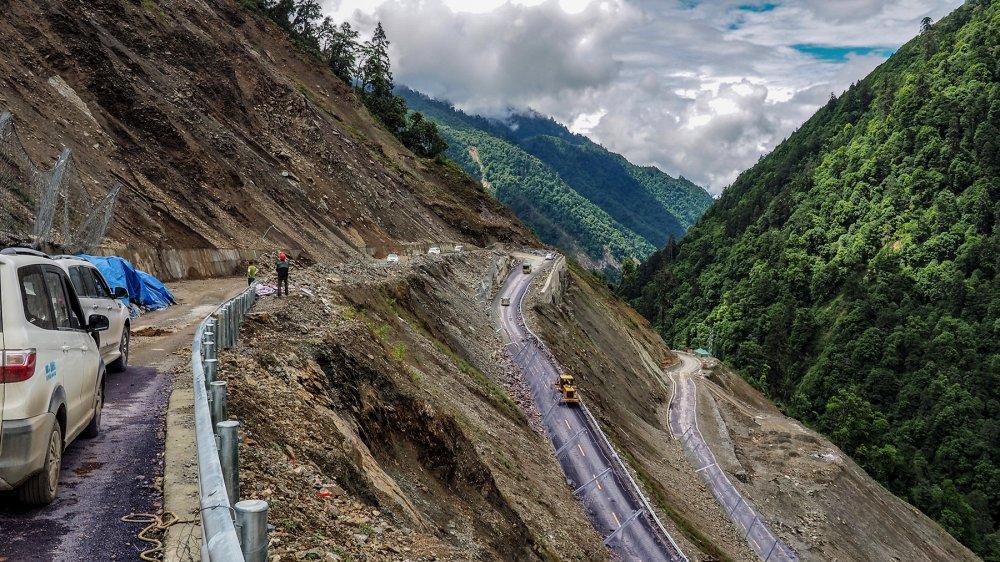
[0,110,121,252]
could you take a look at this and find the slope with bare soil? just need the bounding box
[0,0,529,262]
[215,252,607,561]
[524,261,978,561]
[691,361,978,561]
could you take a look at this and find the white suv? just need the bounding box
[0,248,109,505]
[55,257,130,372]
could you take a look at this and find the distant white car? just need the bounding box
[428,246,441,255]
[454,244,464,252]
[55,257,131,372]
[386,253,400,263]
[544,252,555,260]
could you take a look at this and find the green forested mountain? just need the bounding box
[398,87,713,271]
[623,3,999,557]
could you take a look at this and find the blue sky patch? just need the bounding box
[737,3,779,12]
[792,44,896,62]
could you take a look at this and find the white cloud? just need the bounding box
[323,0,962,194]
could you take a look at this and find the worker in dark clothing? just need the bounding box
[275,252,290,296]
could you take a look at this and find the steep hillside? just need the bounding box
[536,261,975,561]
[0,0,531,267]
[624,2,999,557]
[399,87,713,273]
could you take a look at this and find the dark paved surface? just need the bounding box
[0,365,169,561]
[496,257,685,562]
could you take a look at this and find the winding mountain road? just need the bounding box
[666,352,797,561]
[495,256,686,562]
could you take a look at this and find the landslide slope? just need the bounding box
[399,87,713,272]
[0,0,530,258]
[623,2,999,557]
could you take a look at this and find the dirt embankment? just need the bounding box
[695,364,978,561]
[216,251,606,561]
[0,0,530,261]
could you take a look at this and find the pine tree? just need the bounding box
[357,23,406,133]
[321,21,359,84]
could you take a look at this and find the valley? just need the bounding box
[0,0,994,561]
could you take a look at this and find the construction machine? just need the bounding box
[522,262,531,274]
[555,373,581,405]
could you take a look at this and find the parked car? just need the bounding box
[427,246,441,255]
[386,253,400,263]
[54,257,130,372]
[0,247,110,505]
[545,252,554,260]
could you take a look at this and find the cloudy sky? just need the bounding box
[322,0,962,194]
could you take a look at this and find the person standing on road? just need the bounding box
[247,260,258,287]
[275,252,290,296]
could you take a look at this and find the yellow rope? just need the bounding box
[121,511,196,562]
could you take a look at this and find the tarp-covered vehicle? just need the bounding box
[75,255,176,311]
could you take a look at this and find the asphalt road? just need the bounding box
[496,257,685,562]
[0,278,244,561]
[666,352,797,561]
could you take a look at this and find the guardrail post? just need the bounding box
[210,381,228,427]
[204,358,218,386]
[232,301,240,345]
[226,303,234,347]
[225,303,233,347]
[218,309,228,349]
[235,500,269,562]
[204,330,215,362]
[217,420,240,507]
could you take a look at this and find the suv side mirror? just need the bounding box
[88,314,110,333]
[113,287,129,299]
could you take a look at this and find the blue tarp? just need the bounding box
[76,255,176,311]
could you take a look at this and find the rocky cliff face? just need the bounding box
[0,0,530,262]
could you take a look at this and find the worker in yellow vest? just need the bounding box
[247,260,258,287]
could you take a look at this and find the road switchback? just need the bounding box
[495,256,686,562]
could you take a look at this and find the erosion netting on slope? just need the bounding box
[0,110,121,252]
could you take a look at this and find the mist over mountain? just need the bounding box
[398,86,713,275]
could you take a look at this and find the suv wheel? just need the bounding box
[82,381,103,438]
[109,327,129,373]
[18,422,63,506]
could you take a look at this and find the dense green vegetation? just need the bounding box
[440,124,654,261]
[241,1,447,158]
[399,88,713,271]
[623,3,999,557]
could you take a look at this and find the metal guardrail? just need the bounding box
[669,360,797,562]
[191,285,268,561]
[512,259,688,561]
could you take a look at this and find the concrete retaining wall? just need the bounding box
[538,256,568,305]
[92,246,281,282]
